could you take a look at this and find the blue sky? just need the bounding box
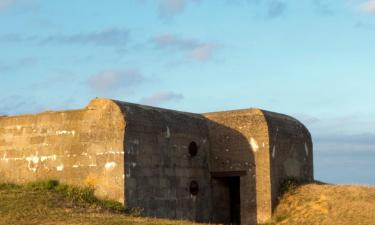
[1,0,375,185]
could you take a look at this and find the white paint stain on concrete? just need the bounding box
[132,139,140,145]
[25,155,39,172]
[56,164,64,171]
[96,151,124,156]
[272,146,276,158]
[55,130,76,136]
[40,155,56,162]
[165,126,171,138]
[1,153,8,162]
[12,157,24,161]
[26,156,40,164]
[304,142,309,156]
[1,154,58,164]
[250,137,259,152]
[105,162,117,170]
[125,168,131,178]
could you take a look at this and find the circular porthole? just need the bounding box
[189,181,199,196]
[189,141,198,157]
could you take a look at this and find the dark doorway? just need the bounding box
[211,174,242,224]
[228,176,240,224]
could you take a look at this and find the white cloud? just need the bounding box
[88,70,144,92]
[158,0,200,17]
[0,0,17,11]
[189,43,220,61]
[0,28,130,47]
[41,28,129,46]
[140,91,184,106]
[142,0,288,20]
[159,0,185,16]
[359,0,375,14]
[152,33,221,62]
[153,33,197,50]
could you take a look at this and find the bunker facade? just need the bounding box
[0,98,313,224]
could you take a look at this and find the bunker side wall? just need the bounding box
[263,111,314,209]
[204,109,271,225]
[114,101,211,222]
[0,99,125,203]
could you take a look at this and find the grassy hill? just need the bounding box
[1,180,375,225]
[264,181,375,225]
[0,180,205,225]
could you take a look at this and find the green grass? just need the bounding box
[0,180,207,225]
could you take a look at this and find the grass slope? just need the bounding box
[0,180,206,225]
[2,180,375,225]
[264,182,375,225]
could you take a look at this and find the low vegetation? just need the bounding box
[0,180,205,225]
[263,180,375,225]
[1,179,375,225]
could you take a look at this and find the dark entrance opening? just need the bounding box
[211,172,243,224]
[227,176,240,224]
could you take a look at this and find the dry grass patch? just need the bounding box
[0,180,209,225]
[3,180,375,225]
[265,182,375,225]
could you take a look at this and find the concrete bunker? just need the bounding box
[0,98,313,224]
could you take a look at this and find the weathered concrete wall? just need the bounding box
[204,109,313,224]
[0,98,125,202]
[113,101,212,222]
[204,109,271,224]
[263,111,314,209]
